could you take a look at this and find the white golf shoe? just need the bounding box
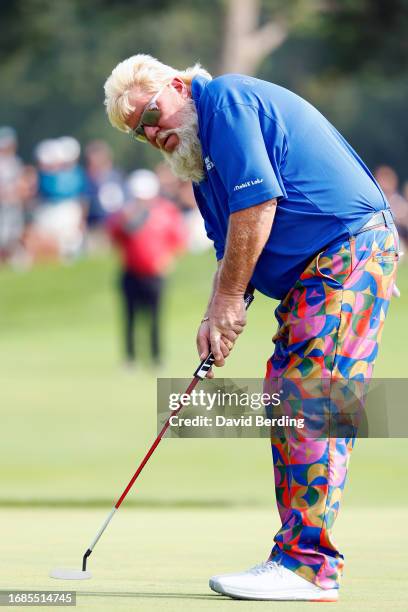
[209,560,339,601]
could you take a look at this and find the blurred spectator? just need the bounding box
[84,140,125,251]
[375,165,408,245]
[107,169,187,368]
[31,137,86,260]
[0,127,25,262]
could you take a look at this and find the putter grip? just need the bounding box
[194,290,255,380]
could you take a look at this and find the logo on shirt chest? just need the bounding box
[204,156,215,172]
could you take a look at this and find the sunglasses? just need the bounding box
[130,87,164,143]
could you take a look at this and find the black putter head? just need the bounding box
[82,548,92,572]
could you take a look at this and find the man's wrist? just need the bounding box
[217,268,248,298]
[215,285,246,299]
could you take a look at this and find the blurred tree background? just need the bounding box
[0,0,407,177]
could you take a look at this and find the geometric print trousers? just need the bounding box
[265,221,399,589]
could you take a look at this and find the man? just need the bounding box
[106,169,186,368]
[104,55,399,601]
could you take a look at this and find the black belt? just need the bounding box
[355,208,395,235]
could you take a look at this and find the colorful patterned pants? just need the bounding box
[265,221,399,590]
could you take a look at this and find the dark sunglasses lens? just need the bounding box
[131,104,161,143]
[141,107,160,127]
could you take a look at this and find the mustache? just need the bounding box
[156,128,179,150]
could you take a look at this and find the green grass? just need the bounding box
[1,251,408,610]
[2,507,408,610]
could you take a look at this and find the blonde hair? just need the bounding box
[104,54,212,132]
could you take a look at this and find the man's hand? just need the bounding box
[209,290,246,366]
[196,291,246,377]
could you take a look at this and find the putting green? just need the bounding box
[1,507,407,610]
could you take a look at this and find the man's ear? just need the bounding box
[171,76,189,98]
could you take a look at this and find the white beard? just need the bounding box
[159,100,204,183]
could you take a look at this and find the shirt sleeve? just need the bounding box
[207,104,287,213]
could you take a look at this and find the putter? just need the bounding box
[50,288,255,580]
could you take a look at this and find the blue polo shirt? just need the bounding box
[191,74,388,300]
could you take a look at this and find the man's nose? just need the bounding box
[144,125,160,146]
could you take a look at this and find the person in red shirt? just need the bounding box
[107,169,186,367]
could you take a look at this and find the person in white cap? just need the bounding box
[33,136,86,260]
[106,168,187,367]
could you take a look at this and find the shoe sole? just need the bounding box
[209,579,223,595]
[209,579,338,602]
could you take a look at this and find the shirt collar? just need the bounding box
[191,75,211,110]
